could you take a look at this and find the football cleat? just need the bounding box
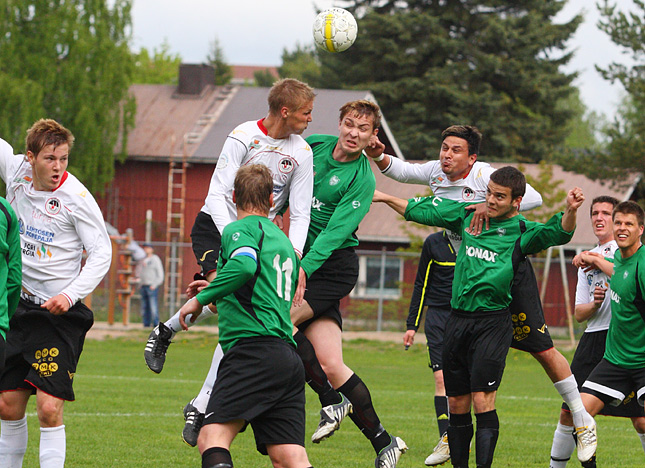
[425,432,450,466]
[575,419,597,462]
[375,435,408,468]
[144,322,172,373]
[182,401,205,447]
[311,393,353,443]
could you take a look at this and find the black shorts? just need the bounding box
[443,310,513,396]
[205,337,306,455]
[0,299,94,401]
[190,211,222,276]
[582,358,645,409]
[509,257,554,353]
[297,247,359,332]
[424,306,451,372]
[564,330,645,417]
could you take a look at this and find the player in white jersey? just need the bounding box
[369,125,596,466]
[143,78,315,446]
[0,119,112,468]
[549,196,645,468]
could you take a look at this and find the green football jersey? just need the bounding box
[195,215,298,353]
[604,245,645,369]
[405,196,574,312]
[301,134,376,277]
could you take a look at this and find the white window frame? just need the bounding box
[351,254,403,299]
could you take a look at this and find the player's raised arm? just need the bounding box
[372,190,409,216]
[562,187,585,233]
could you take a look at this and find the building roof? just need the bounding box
[358,160,640,249]
[230,65,279,85]
[124,84,405,163]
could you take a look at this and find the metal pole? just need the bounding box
[376,247,386,332]
[167,240,178,320]
[558,246,575,347]
[145,209,152,243]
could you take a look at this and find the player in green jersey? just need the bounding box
[288,100,408,468]
[576,201,645,467]
[177,165,312,468]
[374,166,584,468]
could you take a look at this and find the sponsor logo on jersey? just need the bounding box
[311,196,325,211]
[462,187,476,201]
[465,245,498,263]
[22,242,36,257]
[33,347,59,378]
[232,233,240,241]
[431,176,444,185]
[497,228,506,237]
[18,219,24,234]
[248,139,261,151]
[587,274,593,286]
[624,271,629,279]
[45,197,61,215]
[31,209,53,224]
[36,244,53,261]
[610,289,621,303]
[329,175,340,186]
[24,225,54,243]
[13,175,31,185]
[352,200,360,209]
[278,157,295,174]
[216,154,228,170]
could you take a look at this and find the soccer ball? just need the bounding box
[312,8,358,53]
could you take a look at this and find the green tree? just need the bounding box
[278,44,323,86]
[311,1,581,163]
[132,40,182,84]
[206,38,232,85]
[0,0,135,194]
[253,69,277,87]
[596,0,645,181]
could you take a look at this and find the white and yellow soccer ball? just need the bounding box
[312,7,358,53]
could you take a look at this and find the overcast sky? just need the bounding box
[131,0,635,118]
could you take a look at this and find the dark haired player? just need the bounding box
[369,126,595,466]
[375,166,584,468]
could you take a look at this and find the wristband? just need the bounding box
[372,153,385,162]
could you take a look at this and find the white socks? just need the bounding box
[554,375,592,428]
[0,417,28,468]
[549,423,575,468]
[639,432,645,454]
[192,344,224,413]
[39,425,66,468]
[164,305,215,336]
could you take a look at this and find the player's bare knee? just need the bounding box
[631,417,645,434]
[36,399,64,427]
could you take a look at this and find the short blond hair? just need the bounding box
[267,78,316,114]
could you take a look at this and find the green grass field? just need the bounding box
[17,332,644,467]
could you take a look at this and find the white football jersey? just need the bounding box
[0,138,112,305]
[383,158,543,251]
[575,240,617,332]
[202,119,313,256]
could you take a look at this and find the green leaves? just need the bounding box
[0,0,135,194]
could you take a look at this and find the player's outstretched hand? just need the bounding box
[364,135,386,160]
[179,297,202,330]
[566,187,585,210]
[465,202,489,235]
[42,294,71,315]
[186,279,209,298]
